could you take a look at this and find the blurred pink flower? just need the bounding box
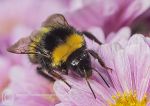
[66,0,150,35]
[0,57,11,101]
[0,0,72,36]
[86,26,131,46]
[54,34,150,106]
[1,66,58,106]
[131,8,150,35]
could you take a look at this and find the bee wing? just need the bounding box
[42,14,69,27]
[7,36,40,64]
[7,37,32,54]
[7,29,43,54]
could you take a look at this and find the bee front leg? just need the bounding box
[49,71,71,88]
[36,67,55,81]
[87,50,112,71]
[82,31,102,45]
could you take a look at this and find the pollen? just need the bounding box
[109,91,148,106]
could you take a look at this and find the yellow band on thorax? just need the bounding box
[52,34,84,67]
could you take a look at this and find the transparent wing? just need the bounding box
[7,31,41,63]
[7,37,32,54]
[41,14,69,27]
[7,28,45,54]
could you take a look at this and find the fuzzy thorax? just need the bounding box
[52,34,84,67]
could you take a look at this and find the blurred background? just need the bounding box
[0,0,150,105]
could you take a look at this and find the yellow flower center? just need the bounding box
[109,91,148,106]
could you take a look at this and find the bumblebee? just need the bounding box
[7,14,111,98]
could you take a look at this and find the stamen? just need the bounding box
[109,91,148,106]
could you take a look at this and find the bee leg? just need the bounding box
[49,71,71,88]
[83,69,96,99]
[87,50,112,71]
[36,67,55,81]
[61,69,68,75]
[82,31,102,45]
[92,68,110,87]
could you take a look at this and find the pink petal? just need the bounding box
[55,102,76,106]
[145,37,150,46]
[87,27,105,43]
[106,27,131,47]
[0,57,10,88]
[122,0,150,25]
[66,0,118,31]
[6,66,57,106]
[99,43,123,92]
[54,77,115,105]
[0,56,10,101]
[67,0,150,35]
[68,89,105,106]
[126,34,150,100]
[53,81,70,102]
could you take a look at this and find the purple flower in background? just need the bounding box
[66,0,150,35]
[54,34,150,106]
[0,0,72,36]
[0,57,10,101]
[1,66,58,106]
[86,26,131,46]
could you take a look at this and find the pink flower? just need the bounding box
[2,66,59,106]
[54,34,150,106]
[86,26,131,46]
[0,57,11,101]
[66,0,150,35]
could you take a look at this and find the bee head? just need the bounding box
[69,51,92,78]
